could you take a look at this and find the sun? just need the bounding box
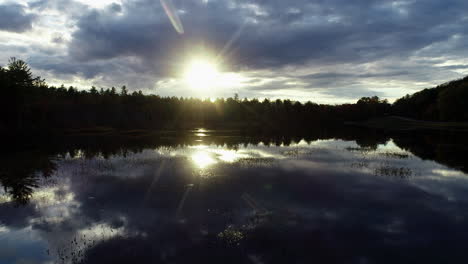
[184,59,220,90]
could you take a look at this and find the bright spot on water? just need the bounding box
[191,151,217,169]
[191,145,209,150]
[215,149,246,163]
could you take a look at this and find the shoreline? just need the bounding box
[346,116,468,132]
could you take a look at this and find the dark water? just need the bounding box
[1,128,468,264]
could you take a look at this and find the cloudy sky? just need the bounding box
[0,0,467,103]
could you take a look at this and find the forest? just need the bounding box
[0,58,466,134]
[393,75,468,121]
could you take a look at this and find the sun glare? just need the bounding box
[191,151,216,169]
[184,59,220,90]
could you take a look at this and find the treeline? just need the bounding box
[1,58,466,133]
[393,76,468,121]
[0,58,391,133]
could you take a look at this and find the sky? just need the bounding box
[0,0,467,103]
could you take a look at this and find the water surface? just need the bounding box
[1,129,468,263]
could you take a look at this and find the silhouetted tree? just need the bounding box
[393,76,468,121]
[2,58,465,135]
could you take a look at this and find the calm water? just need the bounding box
[1,129,468,264]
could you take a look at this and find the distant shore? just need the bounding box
[346,116,468,132]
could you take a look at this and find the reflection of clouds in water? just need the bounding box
[432,169,466,178]
[59,150,168,179]
[309,139,361,149]
[268,140,468,204]
[409,167,468,202]
[43,222,129,264]
[160,144,275,168]
[0,227,51,264]
[55,140,468,204]
[378,140,408,152]
[31,185,75,207]
[78,222,127,241]
[1,138,468,263]
[213,149,249,163]
[29,186,79,226]
[0,191,12,204]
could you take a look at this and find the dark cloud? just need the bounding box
[0,3,36,33]
[19,0,468,100]
[440,65,468,71]
[109,3,122,13]
[51,33,65,44]
[67,0,468,69]
[30,55,119,79]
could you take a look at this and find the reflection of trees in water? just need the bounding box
[1,130,467,263]
[2,127,467,205]
[347,144,413,178]
[348,152,413,179]
[1,173,38,205]
[0,151,56,205]
[392,132,468,174]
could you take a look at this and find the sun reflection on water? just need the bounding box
[215,149,247,163]
[189,145,250,169]
[191,151,217,169]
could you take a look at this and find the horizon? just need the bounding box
[1,0,467,104]
[2,1,468,262]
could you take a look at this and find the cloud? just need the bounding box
[3,0,468,102]
[109,3,122,13]
[0,3,36,33]
[67,0,468,68]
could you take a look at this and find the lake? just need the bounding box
[1,128,468,264]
